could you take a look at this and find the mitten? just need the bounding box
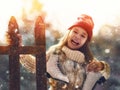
[20,54,36,73]
[62,46,85,63]
[47,54,69,83]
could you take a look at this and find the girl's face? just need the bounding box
[67,27,88,50]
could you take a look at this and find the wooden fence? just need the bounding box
[0,16,47,90]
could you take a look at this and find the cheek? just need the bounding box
[80,39,87,46]
[83,39,87,44]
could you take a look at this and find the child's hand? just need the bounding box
[87,61,104,72]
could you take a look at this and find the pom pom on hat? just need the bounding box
[68,14,94,41]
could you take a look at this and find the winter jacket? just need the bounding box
[20,46,110,90]
[46,46,110,90]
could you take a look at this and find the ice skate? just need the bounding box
[82,72,102,90]
[47,54,69,83]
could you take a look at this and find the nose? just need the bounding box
[74,34,81,43]
[75,34,81,40]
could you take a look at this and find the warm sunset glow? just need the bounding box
[0,0,120,43]
[0,0,43,44]
[40,0,120,36]
[0,0,23,43]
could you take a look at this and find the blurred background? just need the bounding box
[0,0,120,90]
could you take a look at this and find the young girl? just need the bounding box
[20,14,110,90]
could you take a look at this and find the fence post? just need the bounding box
[7,16,21,90]
[34,16,47,90]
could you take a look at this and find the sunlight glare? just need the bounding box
[40,0,120,36]
[0,0,23,44]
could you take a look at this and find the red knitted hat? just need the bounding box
[68,14,94,41]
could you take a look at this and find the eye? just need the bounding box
[73,31,77,34]
[73,29,78,34]
[81,34,86,38]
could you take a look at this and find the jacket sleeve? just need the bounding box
[99,61,110,80]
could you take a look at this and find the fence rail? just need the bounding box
[0,16,47,90]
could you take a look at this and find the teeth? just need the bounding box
[71,40,79,45]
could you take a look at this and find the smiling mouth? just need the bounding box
[71,40,79,45]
